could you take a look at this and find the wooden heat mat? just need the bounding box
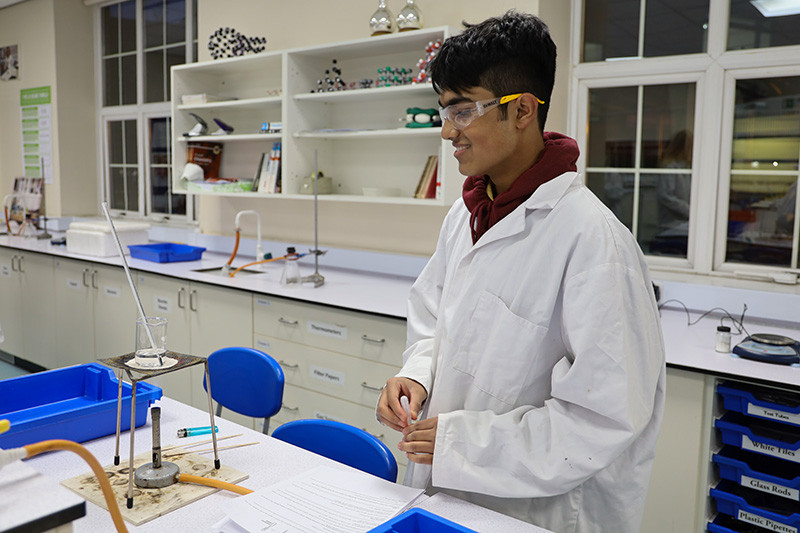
[61,447,248,526]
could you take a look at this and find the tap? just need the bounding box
[234,210,263,263]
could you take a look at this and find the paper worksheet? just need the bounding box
[216,465,425,533]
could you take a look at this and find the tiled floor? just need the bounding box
[0,358,30,380]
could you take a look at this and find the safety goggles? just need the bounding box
[438,93,545,130]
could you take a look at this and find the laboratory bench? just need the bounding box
[2,232,800,532]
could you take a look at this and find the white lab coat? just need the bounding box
[396,171,666,533]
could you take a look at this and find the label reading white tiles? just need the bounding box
[741,475,799,500]
[154,295,171,314]
[255,298,270,307]
[748,403,800,426]
[103,286,120,297]
[307,320,347,340]
[255,339,271,351]
[738,510,797,533]
[742,435,800,464]
[66,279,80,290]
[309,364,345,387]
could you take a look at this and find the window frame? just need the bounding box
[570,0,800,288]
[94,0,196,222]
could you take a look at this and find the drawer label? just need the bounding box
[307,320,347,340]
[309,364,345,386]
[742,435,800,464]
[103,286,120,297]
[1,265,10,276]
[66,278,80,290]
[738,510,797,533]
[748,403,800,426]
[255,298,270,307]
[255,339,271,351]
[154,295,171,314]
[741,475,799,500]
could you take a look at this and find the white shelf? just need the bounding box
[171,26,457,205]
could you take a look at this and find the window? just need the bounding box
[97,0,196,220]
[573,0,800,286]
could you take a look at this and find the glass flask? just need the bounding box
[397,0,423,32]
[369,0,395,36]
[281,247,301,286]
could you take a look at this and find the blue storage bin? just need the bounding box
[715,413,800,464]
[128,242,205,263]
[714,446,800,502]
[0,363,161,448]
[368,508,478,533]
[711,480,800,530]
[708,513,774,533]
[718,381,800,429]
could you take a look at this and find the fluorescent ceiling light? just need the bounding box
[750,0,800,17]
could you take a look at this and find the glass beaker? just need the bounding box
[135,316,167,367]
[281,247,301,286]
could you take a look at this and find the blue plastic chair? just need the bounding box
[271,419,398,482]
[203,347,285,434]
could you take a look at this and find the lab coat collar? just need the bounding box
[469,171,581,251]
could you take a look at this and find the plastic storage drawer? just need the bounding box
[718,382,800,429]
[711,480,800,531]
[368,508,477,533]
[0,363,161,448]
[715,412,800,464]
[714,446,800,502]
[128,242,206,263]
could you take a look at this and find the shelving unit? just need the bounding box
[171,26,459,205]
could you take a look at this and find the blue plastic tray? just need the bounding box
[0,363,161,448]
[711,480,800,529]
[718,381,800,429]
[714,446,800,501]
[715,413,800,464]
[368,508,477,533]
[128,242,205,263]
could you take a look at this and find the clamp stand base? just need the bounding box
[134,461,180,488]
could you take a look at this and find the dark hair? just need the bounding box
[428,10,556,131]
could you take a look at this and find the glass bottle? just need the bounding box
[715,325,731,353]
[281,247,301,286]
[396,0,423,32]
[369,0,395,36]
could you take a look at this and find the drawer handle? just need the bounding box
[279,360,299,369]
[361,382,384,393]
[362,429,385,441]
[361,334,386,344]
[281,404,299,412]
[278,317,299,326]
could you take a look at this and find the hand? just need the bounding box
[399,416,438,465]
[377,377,427,431]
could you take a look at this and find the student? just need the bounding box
[376,11,666,533]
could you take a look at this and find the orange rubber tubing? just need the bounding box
[24,439,128,533]
[226,229,241,267]
[177,473,253,495]
[229,254,287,277]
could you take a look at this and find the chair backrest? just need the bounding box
[271,419,398,483]
[203,347,284,426]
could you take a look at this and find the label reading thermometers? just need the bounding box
[737,510,797,533]
[307,320,347,340]
[742,434,800,464]
[747,403,800,426]
[741,475,799,501]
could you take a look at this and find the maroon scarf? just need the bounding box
[462,132,579,244]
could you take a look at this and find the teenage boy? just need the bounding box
[377,11,666,533]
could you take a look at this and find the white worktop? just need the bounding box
[2,233,799,390]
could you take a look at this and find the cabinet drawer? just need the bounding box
[275,384,406,467]
[254,335,397,409]
[253,295,406,366]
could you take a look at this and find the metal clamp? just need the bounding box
[361,334,386,344]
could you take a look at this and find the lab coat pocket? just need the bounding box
[452,290,548,406]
